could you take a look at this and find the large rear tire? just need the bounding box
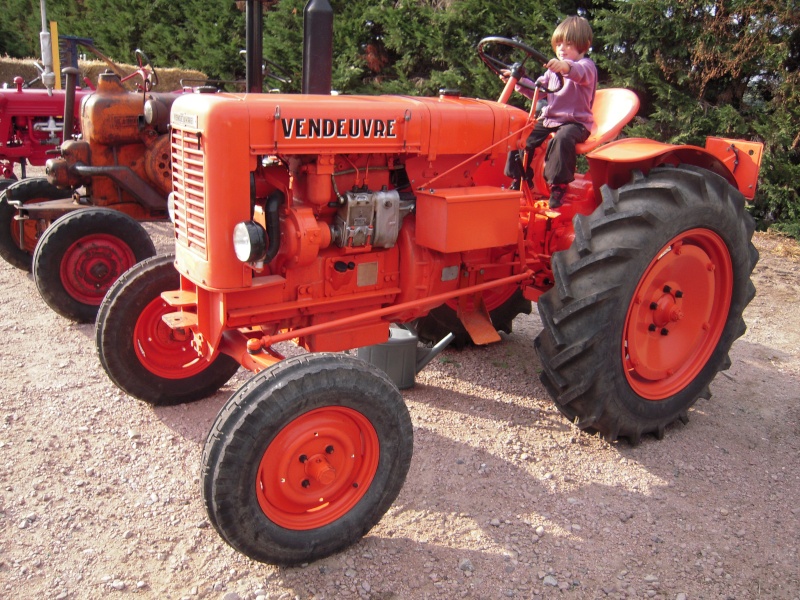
[96,253,240,405]
[203,353,413,565]
[33,208,157,322]
[0,178,71,271]
[535,165,758,444]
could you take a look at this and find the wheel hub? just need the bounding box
[255,406,379,530]
[60,235,136,304]
[623,230,733,400]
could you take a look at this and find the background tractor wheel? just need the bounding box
[416,288,531,348]
[33,207,157,322]
[96,253,241,405]
[0,177,71,271]
[202,353,413,566]
[535,165,758,444]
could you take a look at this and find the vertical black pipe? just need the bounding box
[302,0,333,94]
[62,67,79,144]
[246,0,264,93]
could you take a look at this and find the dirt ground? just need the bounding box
[0,216,798,599]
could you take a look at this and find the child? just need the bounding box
[506,16,597,209]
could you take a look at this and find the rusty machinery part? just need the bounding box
[201,352,413,566]
[142,133,173,197]
[535,165,758,445]
[477,36,563,94]
[32,208,157,323]
[0,177,72,271]
[96,254,241,405]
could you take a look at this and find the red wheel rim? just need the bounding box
[60,234,137,305]
[256,407,380,530]
[133,294,209,380]
[623,228,733,400]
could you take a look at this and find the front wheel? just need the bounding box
[0,178,71,271]
[33,208,157,322]
[535,165,758,444]
[96,253,241,405]
[202,353,413,565]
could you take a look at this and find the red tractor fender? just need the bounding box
[586,136,764,200]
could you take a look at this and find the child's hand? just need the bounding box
[500,68,511,83]
[545,59,571,75]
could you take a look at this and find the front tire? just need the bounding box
[203,353,413,565]
[0,178,71,271]
[96,253,240,405]
[32,208,157,322]
[535,166,758,444]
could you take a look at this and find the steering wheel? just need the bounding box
[121,49,159,91]
[263,58,293,86]
[477,36,563,94]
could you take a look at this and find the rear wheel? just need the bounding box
[203,353,413,565]
[33,208,157,322]
[96,253,240,405]
[535,165,758,444]
[0,178,71,271]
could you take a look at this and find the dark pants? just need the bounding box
[505,121,590,186]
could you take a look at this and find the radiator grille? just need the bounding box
[171,128,208,259]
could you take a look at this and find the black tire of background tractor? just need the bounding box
[0,178,72,271]
[202,353,413,565]
[534,165,758,445]
[96,254,241,405]
[415,289,532,348]
[32,208,157,322]
[0,179,16,192]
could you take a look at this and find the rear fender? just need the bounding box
[586,137,764,200]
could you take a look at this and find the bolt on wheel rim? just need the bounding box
[256,406,380,530]
[623,228,733,400]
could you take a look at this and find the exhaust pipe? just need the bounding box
[302,0,333,94]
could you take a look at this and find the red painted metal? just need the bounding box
[59,233,137,305]
[255,407,379,530]
[132,293,213,380]
[623,229,733,399]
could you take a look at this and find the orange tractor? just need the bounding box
[96,24,762,564]
[0,51,177,322]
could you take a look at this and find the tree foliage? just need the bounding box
[1,0,797,236]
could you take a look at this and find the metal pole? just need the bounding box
[245,0,264,93]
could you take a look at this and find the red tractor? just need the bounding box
[0,34,133,186]
[0,51,180,322]
[96,32,762,565]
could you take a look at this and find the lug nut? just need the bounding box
[325,445,334,454]
[650,302,658,310]
[299,454,307,463]
[663,285,672,293]
[301,479,310,488]
[660,328,669,336]
[675,290,684,298]
[648,324,657,332]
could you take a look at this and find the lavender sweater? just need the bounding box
[518,56,597,131]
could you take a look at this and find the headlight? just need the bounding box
[233,220,267,262]
[166,192,176,223]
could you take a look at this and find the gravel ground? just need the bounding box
[0,221,798,600]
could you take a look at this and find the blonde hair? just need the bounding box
[551,16,593,55]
